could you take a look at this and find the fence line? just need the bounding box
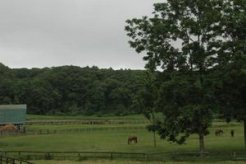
[0,126,145,137]
[26,120,149,125]
[0,151,146,161]
[1,150,246,162]
[0,155,33,164]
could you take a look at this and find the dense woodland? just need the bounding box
[0,63,147,115]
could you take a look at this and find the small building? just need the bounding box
[0,104,27,126]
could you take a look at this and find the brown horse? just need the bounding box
[128,136,138,144]
[215,129,224,136]
[0,124,17,133]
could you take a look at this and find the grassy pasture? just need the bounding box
[0,114,246,163]
[0,125,244,152]
[30,160,246,164]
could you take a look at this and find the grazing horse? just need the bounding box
[215,129,224,136]
[0,124,17,134]
[128,136,138,144]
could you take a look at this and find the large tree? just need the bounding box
[215,0,246,147]
[125,0,229,155]
[217,57,246,145]
[133,71,160,147]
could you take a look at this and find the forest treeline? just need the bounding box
[0,63,146,115]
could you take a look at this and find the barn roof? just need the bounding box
[0,104,27,110]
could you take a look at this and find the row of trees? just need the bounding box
[0,63,146,115]
[126,0,245,155]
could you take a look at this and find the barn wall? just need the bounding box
[0,104,27,125]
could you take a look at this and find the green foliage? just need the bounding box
[0,63,146,115]
[125,1,229,72]
[215,0,246,121]
[125,0,242,153]
[156,74,213,144]
[217,56,246,121]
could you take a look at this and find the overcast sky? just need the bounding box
[0,0,163,70]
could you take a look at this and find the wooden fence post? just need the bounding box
[233,152,236,159]
[144,153,147,162]
[110,152,113,160]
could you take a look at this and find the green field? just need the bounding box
[28,160,246,164]
[0,114,246,163]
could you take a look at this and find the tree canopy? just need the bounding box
[125,0,243,154]
[0,63,146,116]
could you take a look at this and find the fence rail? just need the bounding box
[0,151,146,161]
[1,151,246,162]
[0,126,145,137]
[26,120,148,125]
[0,155,33,164]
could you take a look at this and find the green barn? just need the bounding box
[0,104,27,125]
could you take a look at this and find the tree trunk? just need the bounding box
[151,112,157,147]
[244,119,246,149]
[153,131,157,147]
[199,132,205,157]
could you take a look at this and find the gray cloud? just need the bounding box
[0,0,163,69]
